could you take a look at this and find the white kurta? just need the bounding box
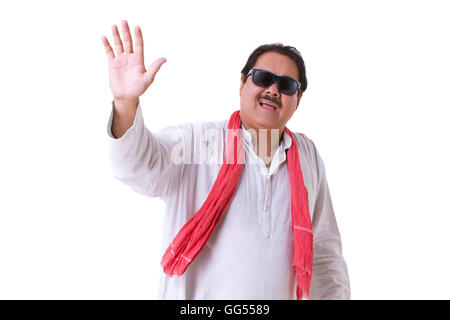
[106,102,351,300]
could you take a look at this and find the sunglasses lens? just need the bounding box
[250,69,299,95]
[278,77,298,95]
[252,70,274,88]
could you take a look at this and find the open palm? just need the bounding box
[101,20,166,101]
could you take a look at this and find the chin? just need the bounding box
[240,104,281,129]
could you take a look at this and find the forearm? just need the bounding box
[111,98,139,138]
[107,101,184,198]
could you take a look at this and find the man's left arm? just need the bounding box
[309,144,351,300]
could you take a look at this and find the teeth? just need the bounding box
[261,101,276,108]
[261,102,276,110]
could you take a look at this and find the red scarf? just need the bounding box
[160,110,313,299]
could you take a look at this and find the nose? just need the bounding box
[265,80,281,98]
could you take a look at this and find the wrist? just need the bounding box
[113,97,139,112]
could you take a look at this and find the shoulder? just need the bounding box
[290,131,326,179]
[292,132,317,156]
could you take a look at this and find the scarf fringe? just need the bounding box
[293,230,314,300]
[296,271,312,300]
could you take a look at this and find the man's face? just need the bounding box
[239,51,303,133]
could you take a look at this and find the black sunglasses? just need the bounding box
[247,69,301,96]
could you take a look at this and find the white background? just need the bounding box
[0,0,449,299]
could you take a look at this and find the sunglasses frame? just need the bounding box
[247,69,301,96]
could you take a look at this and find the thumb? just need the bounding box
[144,57,167,86]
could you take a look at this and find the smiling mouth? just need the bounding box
[259,101,278,111]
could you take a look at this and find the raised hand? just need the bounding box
[101,20,166,110]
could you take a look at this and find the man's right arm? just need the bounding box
[103,21,175,196]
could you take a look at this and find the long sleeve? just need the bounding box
[309,144,351,300]
[106,101,186,198]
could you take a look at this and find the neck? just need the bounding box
[243,125,284,168]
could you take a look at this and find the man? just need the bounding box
[102,20,350,299]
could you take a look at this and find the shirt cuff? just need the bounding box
[106,100,143,140]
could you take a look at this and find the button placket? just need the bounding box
[262,174,272,238]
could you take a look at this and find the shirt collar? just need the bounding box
[240,124,293,176]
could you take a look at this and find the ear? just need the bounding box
[239,74,245,96]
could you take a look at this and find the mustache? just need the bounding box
[258,94,281,109]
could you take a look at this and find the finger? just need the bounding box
[112,25,124,54]
[121,20,133,53]
[134,26,144,58]
[101,36,115,60]
[144,57,167,85]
